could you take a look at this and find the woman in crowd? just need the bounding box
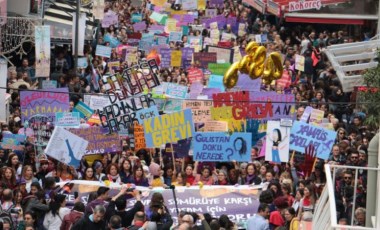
[7,153,22,179]
[43,194,70,230]
[21,165,38,193]
[131,165,149,187]
[80,167,97,181]
[102,163,121,183]
[119,158,133,184]
[284,207,299,230]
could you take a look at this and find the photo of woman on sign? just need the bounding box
[266,121,290,163]
[234,137,247,157]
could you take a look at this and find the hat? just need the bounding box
[93,161,103,170]
[149,162,161,176]
[17,178,26,185]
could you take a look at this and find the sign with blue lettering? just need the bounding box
[135,107,159,124]
[193,132,252,162]
[143,109,195,147]
[289,121,336,160]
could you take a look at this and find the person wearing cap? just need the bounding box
[85,186,110,216]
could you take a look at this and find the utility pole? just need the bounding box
[74,0,80,73]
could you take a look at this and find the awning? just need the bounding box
[285,16,364,25]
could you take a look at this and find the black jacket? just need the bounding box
[105,200,144,227]
[71,215,106,230]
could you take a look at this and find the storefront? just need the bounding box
[245,0,379,32]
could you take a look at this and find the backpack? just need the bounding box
[0,205,15,229]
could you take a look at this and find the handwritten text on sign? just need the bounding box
[193,132,252,162]
[143,109,195,147]
[289,121,336,160]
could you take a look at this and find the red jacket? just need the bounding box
[60,210,84,230]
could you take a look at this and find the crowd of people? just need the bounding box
[1,0,377,229]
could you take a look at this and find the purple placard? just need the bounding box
[209,0,224,7]
[182,47,194,69]
[214,15,227,29]
[150,24,165,31]
[183,15,195,24]
[189,82,204,99]
[249,92,296,120]
[133,21,147,32]
[202,88,221,99]
[226,17,237,26]
[69,127,122,155]
[20,88,70,123]
[235,73,261,92]
[160,48,172,68]
[172,138,192,158]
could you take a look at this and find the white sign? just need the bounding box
[289,0,322,12]
[45,127,88,167]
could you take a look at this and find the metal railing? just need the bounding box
[312,164,380,230]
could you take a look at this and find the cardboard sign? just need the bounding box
[289,121,337,160]
[143,109,195,147]
[193,52,217,68]
[171,50,182,67]
[182,100,213,123]
[42,80,57,89]
[45,127,88,167]
[193,132,252,162]
[187,68,204,83]
[69,127,122,155]
[208,75,225,92]
[208,63,231,75]
[73,101,94,119]
[95,45,112,58]
[265,121,290,163]
[295,54,305,71]
[165,83,188,99]
[134,124,147,150]
[135,107,160,124]
[206,46,234,63]
[55,112,81,128]
[20,88,70,123]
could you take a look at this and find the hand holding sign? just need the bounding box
[246,119,266,146]
[299,144,317,178]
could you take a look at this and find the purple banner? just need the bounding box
[160,48,172,68]
[20,88,70,123]
[202,88,221,98]
[249,92,296,120]
[182,47,194,69]
[56,182,261,227]
[133,22,147,32]
[69,126,122,155]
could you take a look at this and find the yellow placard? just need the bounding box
[152,0,166,7]
[197,0,206,10]
[166,18,178,32]
[171,50,182,67]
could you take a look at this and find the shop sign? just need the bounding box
[289,0,322,12]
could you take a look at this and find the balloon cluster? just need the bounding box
[223,42,284,88]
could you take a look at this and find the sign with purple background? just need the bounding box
[234,73,261,92]
[20,88,70,123]
[182,47,194,69]
[69,126,122,155]
[56,182,261,227]
[133,21,147,32]
[201,88,221,99]
[160,48,171,68]
[172,138,192,158]
[249,92,296,120]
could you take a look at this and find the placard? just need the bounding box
[208,63,231,75]
[77,57,88,68]
[45,127,88,167]
[42,80,57,89]
[143,109,195,147]
[187,68,204,83]
[265,121,290,163]
[206,46,234,63]
[193,52,217,68]
[193,132,252,161]
[56,112,81,128]
[171,50,182,67]
[73,101,94,119]
[134,124,147,150]
[182,100,213,123]
[289,121,336,160]
[135,107,160,124]
[69,126,122,155]
[295,54,305,71]
[95,45,112,58]
[20,88,70,123]
[182,0,198,10]
[208,75,225,92]
[169,31,183,42]
[165,83,188,99]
